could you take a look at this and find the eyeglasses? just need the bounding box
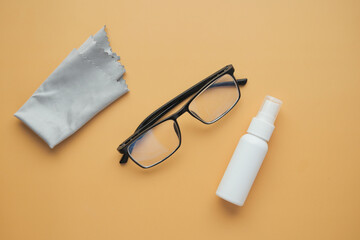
[117,65,247,169]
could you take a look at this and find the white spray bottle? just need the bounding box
[216,96,282,206]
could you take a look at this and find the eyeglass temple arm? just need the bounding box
[120,76,247,163]
[120,70,247,164]
[119,77,247,164]
[119,78,246,164]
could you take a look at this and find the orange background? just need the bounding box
[1,0,360,239]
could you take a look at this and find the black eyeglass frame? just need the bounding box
[117,64,247,169]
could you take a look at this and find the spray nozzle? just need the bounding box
[257,96,282,125]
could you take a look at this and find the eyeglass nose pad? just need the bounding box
[236,78,248,86]
[120,154,129,164]
[189,110,201,121]
[173,121,181,138]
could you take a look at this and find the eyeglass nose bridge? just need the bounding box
[169,104,189,120]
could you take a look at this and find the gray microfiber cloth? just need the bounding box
[15,26,128,148]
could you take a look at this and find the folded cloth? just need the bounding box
[14,26,128,148]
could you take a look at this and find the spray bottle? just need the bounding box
[216,95,282,206]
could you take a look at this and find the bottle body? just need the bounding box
[216,133,268,206]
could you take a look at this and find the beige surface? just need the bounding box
[1,0,360,239]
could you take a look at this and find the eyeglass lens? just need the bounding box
[128,119,181,168]
[188,74,239,123]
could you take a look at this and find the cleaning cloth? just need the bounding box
[14,26,128,148]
